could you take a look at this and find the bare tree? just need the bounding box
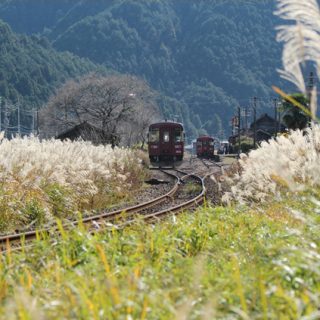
[40,73,159,146]
[120,102,158,148]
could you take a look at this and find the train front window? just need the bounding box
[149,129,159,143]
[163,131,170,142]
[174,129,183,142]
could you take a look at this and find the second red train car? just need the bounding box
[196,136,215,158]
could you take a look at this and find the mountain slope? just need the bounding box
[0,19,101,108]
[0,0,286,137]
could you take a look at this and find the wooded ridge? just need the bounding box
[0,0,287,136]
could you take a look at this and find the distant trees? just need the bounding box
[0,20,98,110]
[281,93,309,130]
[40,0,280,137]
[40,73,159,147]
[213,114,224,138]
[0,1,284,136]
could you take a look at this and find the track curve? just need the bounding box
[0,168,206,252]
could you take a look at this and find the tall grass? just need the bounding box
[223,124,320,204]
[0,136,148,233]
[275,0,320,118]
[0,197,319,319]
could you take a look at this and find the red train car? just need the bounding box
[148,121,184,162]
[196,136,214,158]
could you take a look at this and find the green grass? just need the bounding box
[220,155,237,166]
[0,191,320,319]
[182,181,203,195]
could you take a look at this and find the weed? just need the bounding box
[0,195,318,319]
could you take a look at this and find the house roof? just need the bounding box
[56,122,105,140]
[249,113,286,131]
[256,128,272,136]
[251,113,277,126]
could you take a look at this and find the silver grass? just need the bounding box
[223,124,320,204]
[275,0,320,29]
[275,0,320,110]
[0,136,144,227]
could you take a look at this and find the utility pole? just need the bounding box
[0,96,2,132]
[253,97,257,149]
[238,106,241,157]
[3,100,8,138]
[231,116,237,136]
[36,108,39,135]
[245,105,248,134]
[241,106,250,135]
[308,71,314,98]
[231,117,234,136]
[17,102,21,135]
[273,98,278,137]
[278,101,282,133]
[32,109,35,135]
[307,71,316,123]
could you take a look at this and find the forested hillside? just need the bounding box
[0,18,107,135]
[0,20,101,108]
[0,0,285,137]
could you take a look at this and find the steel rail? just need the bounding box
[144,174,206,221]
[200,158,224,174]
[0,170,181,249]
[113,173,206,228]
[0,170,207,253]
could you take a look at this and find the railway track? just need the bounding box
[0,168,206,252]
[200,158,224,173]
